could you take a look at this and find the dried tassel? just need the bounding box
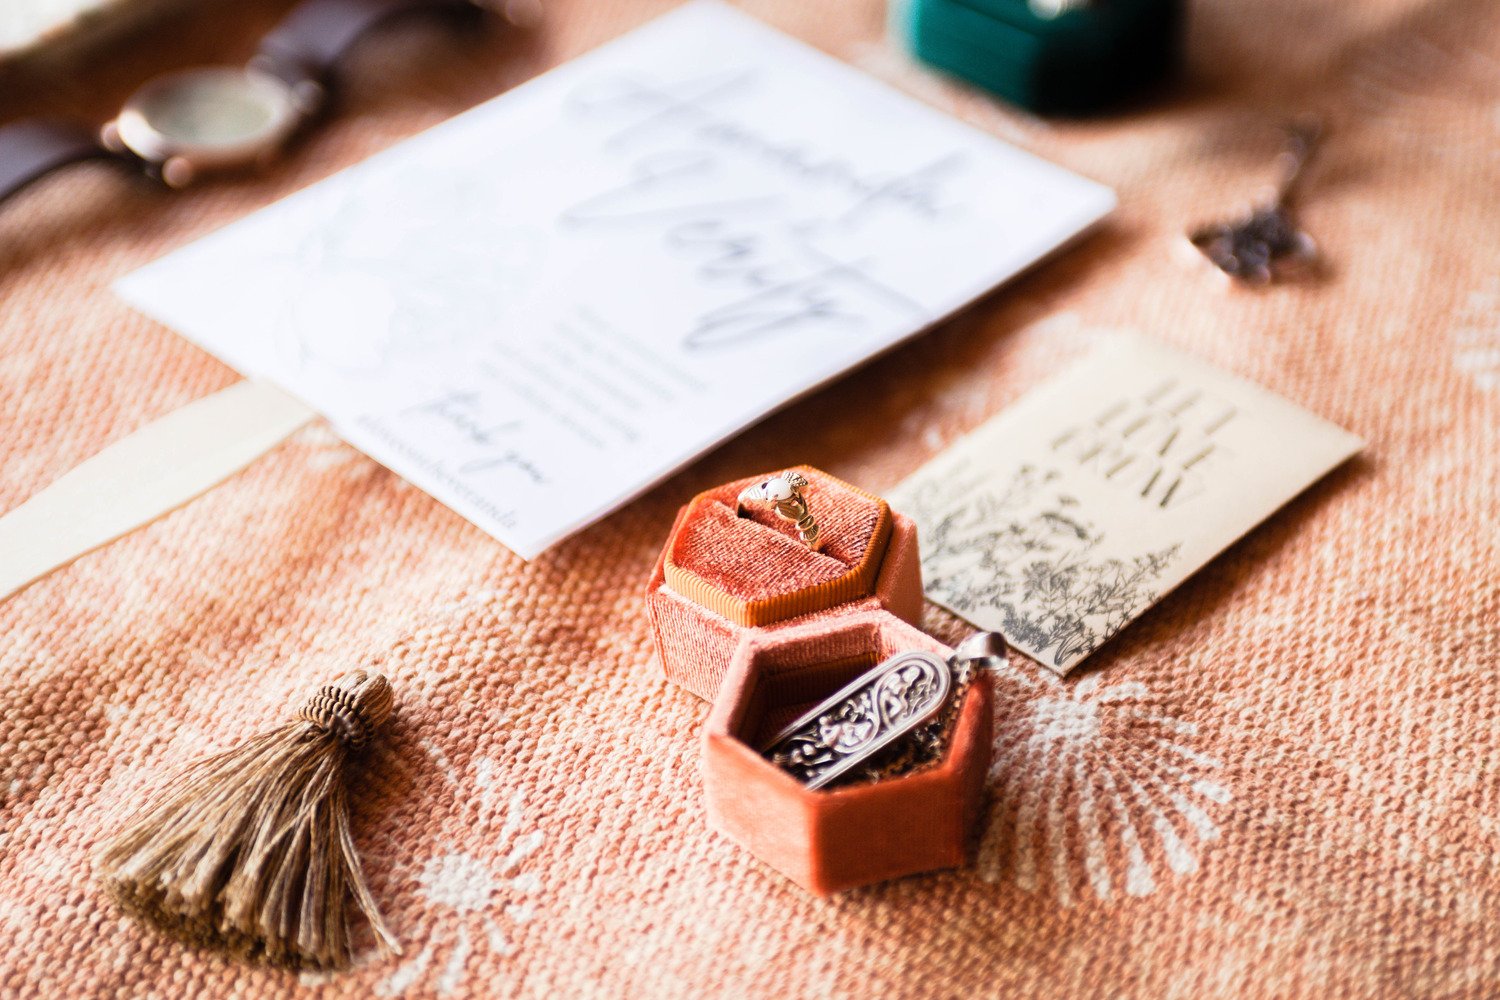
[97,670,401,971]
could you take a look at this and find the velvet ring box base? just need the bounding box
[646,467,924,702]
[702,611,994,895]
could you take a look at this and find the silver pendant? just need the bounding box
[1189,121,1322,285]
[760,633,1007,789]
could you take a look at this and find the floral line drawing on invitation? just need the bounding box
[999,546,1179,667]
[376,741,545,997]
[976,667,1232,905]
[904,462,1180,670]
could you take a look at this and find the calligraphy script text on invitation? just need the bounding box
[116,0,1114,558]
[891,338,1363,673]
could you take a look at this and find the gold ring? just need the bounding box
[736,471,822,550]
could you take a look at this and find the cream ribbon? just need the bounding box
[0,380,315,601]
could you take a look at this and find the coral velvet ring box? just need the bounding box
[646,467,995,895]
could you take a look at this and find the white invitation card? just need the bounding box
[117,0,1114,558]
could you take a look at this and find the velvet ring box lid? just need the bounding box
[702,610,995,895]
[646,467,924,701]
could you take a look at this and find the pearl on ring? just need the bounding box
[735,471,822,550]
[763,479,795,503]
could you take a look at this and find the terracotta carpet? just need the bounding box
[1,0,1497,997]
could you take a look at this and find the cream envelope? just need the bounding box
[890,337,1364,673]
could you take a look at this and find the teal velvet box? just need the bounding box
[898,0,1181,115]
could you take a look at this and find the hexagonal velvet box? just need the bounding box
[701,611,994,895]
[645,466,923,701]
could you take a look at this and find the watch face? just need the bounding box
[116,67,301,167]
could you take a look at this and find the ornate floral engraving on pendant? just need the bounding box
[761,651,952,789]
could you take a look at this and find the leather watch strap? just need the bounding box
[0,120,114,206]
[256,0,478,87]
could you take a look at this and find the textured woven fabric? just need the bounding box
[2,0,1498,997]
